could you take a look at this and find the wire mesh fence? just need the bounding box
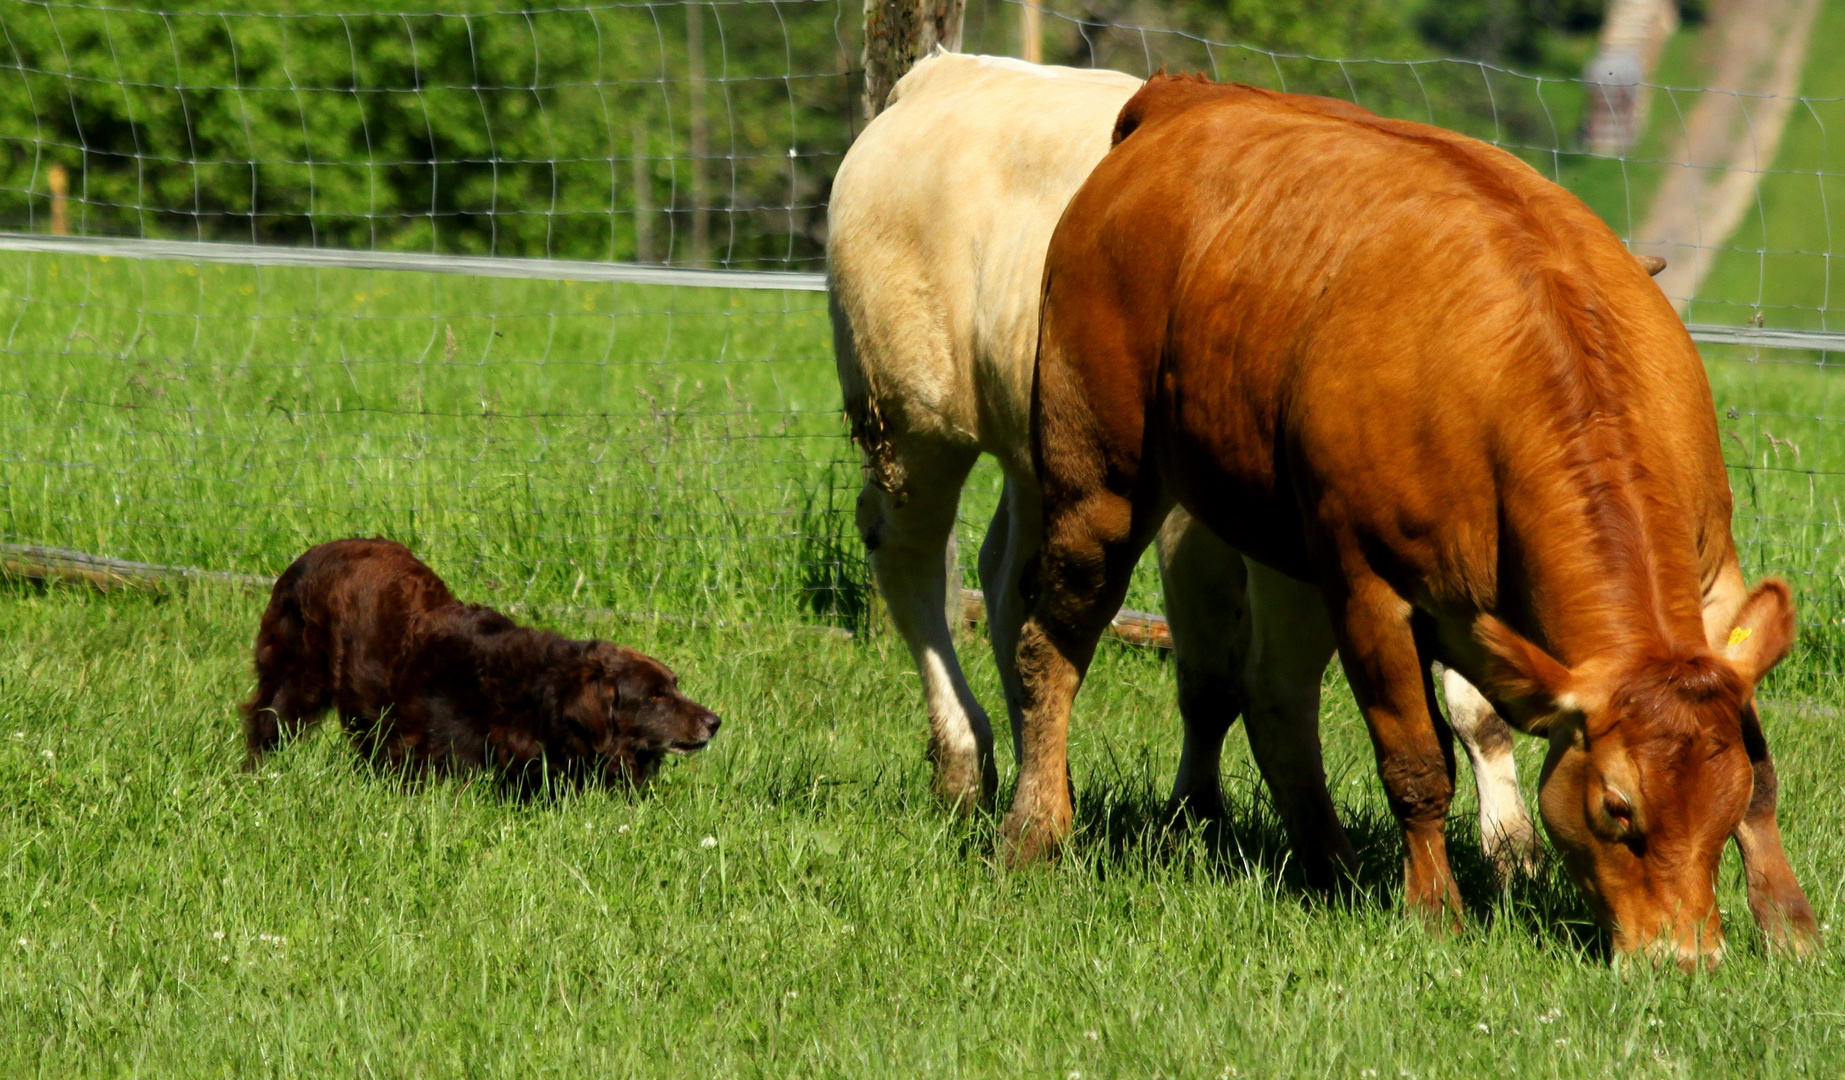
[1,0,1842,683]
[0,0,858,268]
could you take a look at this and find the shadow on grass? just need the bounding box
[1059,753,1606,959]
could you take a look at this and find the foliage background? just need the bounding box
[0,0,1627,268]
[0,0,860,266]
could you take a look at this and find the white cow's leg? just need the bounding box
[1240,559,1357,892]
[1441,668,1540,879]
[857,444,997,810]
[978,473,1040,767]
[1156,509,1249,822]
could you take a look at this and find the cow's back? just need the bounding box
[828,52,1139,475]
[1044,77,1730,615]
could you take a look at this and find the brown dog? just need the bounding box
[241,538,721,786]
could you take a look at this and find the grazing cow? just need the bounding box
[243,538,721,787]
[828,50,1548,876]
[1014,74,1818,965]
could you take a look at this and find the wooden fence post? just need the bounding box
[686,1,711,266]
[861,0,965,119]
[48,164,68,236]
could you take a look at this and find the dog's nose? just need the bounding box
[703,713,722,738]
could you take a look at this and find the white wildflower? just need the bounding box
[700,835,718,849]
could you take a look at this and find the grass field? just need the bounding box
[2,232,1845,1073]
[4,580,1845,1076]
[1696,0,1845,331]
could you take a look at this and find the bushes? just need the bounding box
[0,0,855,267]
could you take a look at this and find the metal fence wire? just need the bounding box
[0,0,1842,684]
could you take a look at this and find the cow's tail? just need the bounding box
[828,283,909,504]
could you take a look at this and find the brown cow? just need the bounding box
[1012,74,1818,965]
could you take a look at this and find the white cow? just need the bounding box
[826,51,1538,876]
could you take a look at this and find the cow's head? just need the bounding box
[1474,579,1795,968]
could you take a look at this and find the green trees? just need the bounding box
[0,0,1622,265]
[0,1,856,266]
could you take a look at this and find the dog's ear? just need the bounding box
[609,648,659,704]
[546,652,610,737]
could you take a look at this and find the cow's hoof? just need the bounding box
[928,745,993,816]
[1161,785,1227,829]
[1000,809,1068,868]
[1482,822,1544,884]
[1761,902,1823,959]
[1408,895,1465,937]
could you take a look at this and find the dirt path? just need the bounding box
[1632,0,1823,310]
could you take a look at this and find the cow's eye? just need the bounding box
[1602,787,1636,834]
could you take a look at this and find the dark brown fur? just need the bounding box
[241,538,721,787]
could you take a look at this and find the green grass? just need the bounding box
[3,226,1845,1073]
[0,251,868,624]
[3,580,1845,1076]
[0,249,1169,622]
[1694,0,1845,331]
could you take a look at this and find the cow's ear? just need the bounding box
[1474,615,1579,731]
[1723,578,1797,687]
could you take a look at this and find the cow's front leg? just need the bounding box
[1332,574,1462,929]
[1734,702,1821,956]
[1442,669,1541,880]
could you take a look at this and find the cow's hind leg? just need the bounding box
[1004,483,1166,864]
[1157,509,1250,823]
[858,442,997,811]
[1441,669,1540,880]
[978,472,1040,769]
[1239,558,1357,892]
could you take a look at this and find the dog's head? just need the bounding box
[554,643,722,783]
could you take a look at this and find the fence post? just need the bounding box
[48,164,68,236]
[861,0,965,118]
[631,119,654,263]
[686,1,711,266]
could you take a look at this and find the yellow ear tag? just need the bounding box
[1728,626,1754,648]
